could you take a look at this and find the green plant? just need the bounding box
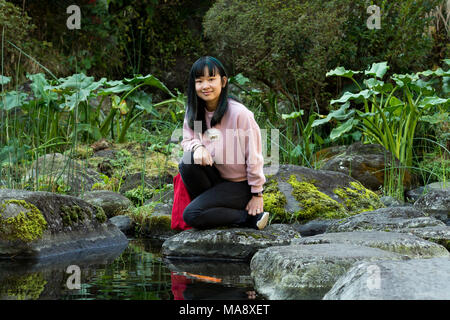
[281,109,323,167]
[314,60,449,199]
[125,185,154,207]
[314,61,450,168]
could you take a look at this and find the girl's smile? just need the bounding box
[195,67,227,111]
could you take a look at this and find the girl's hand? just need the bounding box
[246,196,264,216]
[193,146,213,166]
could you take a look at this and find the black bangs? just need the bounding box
[191,57,219,78]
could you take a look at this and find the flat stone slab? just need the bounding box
[0,189,128,259]
[292,231,449,258]
[161,224,300,261]
[250,243,404,300]
[327,206,445,233]
[398,226,450,250]
[324,257,450,300]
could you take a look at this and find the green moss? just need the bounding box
[333,181,384,214]
[60,205,86,226]
[0,200,47,242]
[287,175,348,222]
[95,206,107,224]
[262,179,288,222]
[145,214,171,232]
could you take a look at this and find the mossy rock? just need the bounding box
[0,189,127,259]
[130,203,176,239]
[0,200,47,242]
[263,165,384,224]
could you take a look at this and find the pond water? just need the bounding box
[0,239,262,300]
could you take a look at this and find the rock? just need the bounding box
[161,224,300,261]
[406,182,450,203]
[319,142,415,191]
[414,189,449,222]
[80,190,133,218]
[264,164,384,224]
[292,219,340,237]
[327,206,445,233]
[90,138,110,152]
[426,181,450,191]
[0,189,128,259]
[323,257,450,300]
[139,205,177,240]
[398,226,450,250]
[250,243,404,300]
[93,149,117,159]
[312,145,348,163]
[24,153,102,196]
[405,186,426,203]
[109,215,134,235]
[292,231,449,258]
[380,196,405,207]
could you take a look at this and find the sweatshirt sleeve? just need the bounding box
[238,110,266,193]
[181,117,203,152]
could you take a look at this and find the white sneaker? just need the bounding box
[256,212,270,230]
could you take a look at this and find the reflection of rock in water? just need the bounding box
[0,243,127,300]
[166,259,260,300]
[0,273,47,300]
[164,258,253,287]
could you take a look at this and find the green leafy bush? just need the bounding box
[0,0,35,77]
[204,0,441,110]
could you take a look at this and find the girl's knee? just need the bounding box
[183,208,202,229]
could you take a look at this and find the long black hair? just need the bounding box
[186,56,229,133]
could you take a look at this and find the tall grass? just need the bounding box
[1,34,184,195]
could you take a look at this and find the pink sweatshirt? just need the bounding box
[181,98,266,193]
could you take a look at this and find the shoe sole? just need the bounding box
[256,212,270,230]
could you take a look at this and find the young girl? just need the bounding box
[179,56,269,230]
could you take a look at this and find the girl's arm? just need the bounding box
[181,117,203,152]
[238,111,266,193]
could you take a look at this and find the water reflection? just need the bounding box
[0,239,261,300]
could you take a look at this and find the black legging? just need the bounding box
[178,151,258,229]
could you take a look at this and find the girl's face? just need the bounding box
[195,67,227,109]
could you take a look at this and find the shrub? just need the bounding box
[0,0,35,77]
[204,0,441,111]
